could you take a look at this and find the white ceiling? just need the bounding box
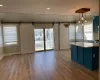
[0,0,99,22]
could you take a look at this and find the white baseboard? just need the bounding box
[0,54,5,60]
[5,52,21,56]
[4,51,35,56]
[0,51,35,60]
[21,51,35,54]
[54,49,70,51]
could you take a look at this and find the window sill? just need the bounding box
[4,44,18,47]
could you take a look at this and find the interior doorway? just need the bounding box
[34,28,54,51]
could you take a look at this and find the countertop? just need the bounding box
[70,42,99,48]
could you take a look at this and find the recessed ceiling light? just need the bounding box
[0,4,3,6]
[47,8,50,10]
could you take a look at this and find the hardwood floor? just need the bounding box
[0,50,98,80]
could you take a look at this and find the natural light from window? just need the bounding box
[3,24,18,45]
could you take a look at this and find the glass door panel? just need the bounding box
[34,29,44,51]
[45,28,54,50]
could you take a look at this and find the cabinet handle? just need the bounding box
[93,54,95,58]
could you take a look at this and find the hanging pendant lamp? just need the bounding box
[75,8,90,25]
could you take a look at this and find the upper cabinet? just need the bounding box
[93,16,99,33]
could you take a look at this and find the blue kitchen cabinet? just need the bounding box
[92,47,99,69]
[71,45,77,62]
[77,46,84,65]
[93,16,99,33]
[71,44,99,70]
[84,48,93,70]
[83,47,99,70]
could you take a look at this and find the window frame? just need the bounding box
[84,22,93,41]
[2,23,18,46]
[69,21,93,42]
[68,24,76,42]
[76,24,84,41]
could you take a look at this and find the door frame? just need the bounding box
[34,28,54,52]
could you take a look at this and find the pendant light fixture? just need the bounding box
[78,13,81,23]
[84,12,87,23]
[81,13,84,20]
[75,8,90,25]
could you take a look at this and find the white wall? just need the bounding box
[1,22,70,56]
[3,23,20,55]
[59,23,70,49]
[20,23,35,54]
[0,22,4,59]
[34,23,53,28]
[53,23,70,50]
[93,32,99,40]
[2,23,35,55]
[53,23,59,50]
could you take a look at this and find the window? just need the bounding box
[3,24,18,45]
[69,22,93,41]
[69,24,76,41]
[84,22,93,40]
[76,24,84,41]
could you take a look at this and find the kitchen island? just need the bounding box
[70,42,99,70]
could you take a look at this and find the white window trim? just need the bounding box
[2,23,18,46]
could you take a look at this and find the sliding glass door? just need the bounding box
[34,29,44,51]
[34,28,54,51]
[45,29,54,50]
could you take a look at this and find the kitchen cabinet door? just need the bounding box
[84,48,92,70]
[71,45,77,62]
[77,47,84,65]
